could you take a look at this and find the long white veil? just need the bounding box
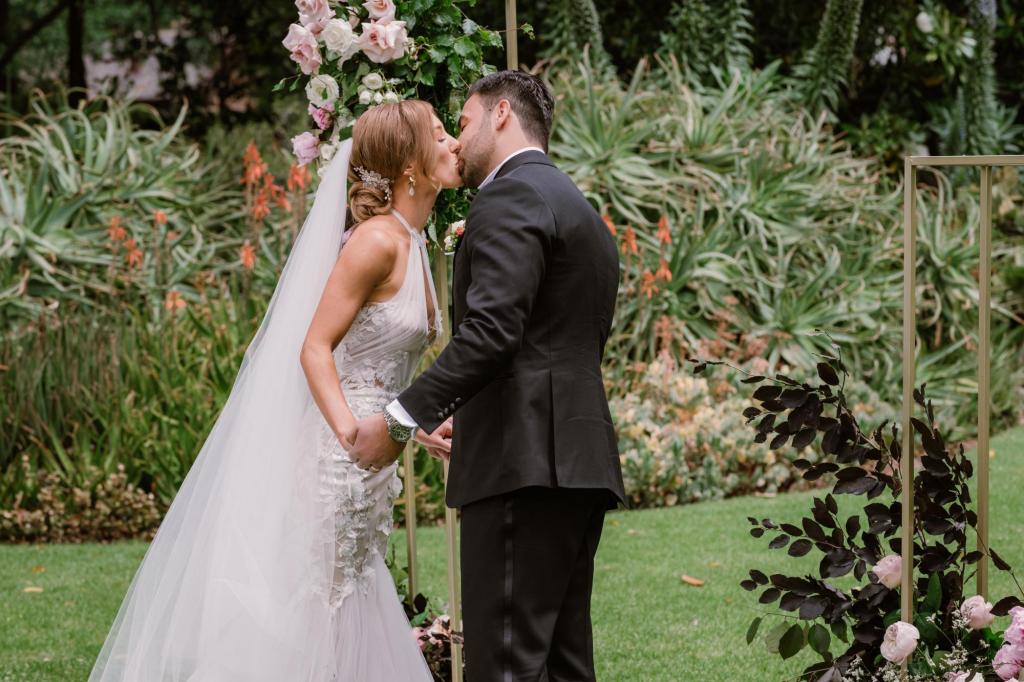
[90,139,355,681]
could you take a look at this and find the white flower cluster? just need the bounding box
[357,72,402,107]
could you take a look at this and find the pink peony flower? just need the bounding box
[1007,607,1024,646]
[961,595,996,630]
[295,0,335,34]
[946,673,984,682]
[358,20,408,63]
[871,554,902,589]
[994,643,1024,680]
[282,24,321,75]
[880,621,919,664]
[411,625,428,651]
[308,103,333,130]
[362,0,396,23]
[290,131,320,166]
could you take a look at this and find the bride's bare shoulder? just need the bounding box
[340,215,404,262]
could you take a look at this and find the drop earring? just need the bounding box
[408,174,416,197]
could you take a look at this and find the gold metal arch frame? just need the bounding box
[401,9,519,680]
[900,154,1024,677]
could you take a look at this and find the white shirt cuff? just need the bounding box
[386,399,418,428]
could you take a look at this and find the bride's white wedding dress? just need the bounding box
[310,208,440,679]
[89,138,440,681]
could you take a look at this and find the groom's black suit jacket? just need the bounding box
[397,150,626,510]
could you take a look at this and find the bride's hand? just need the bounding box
[338,420,359,451]
[414,418,452,462]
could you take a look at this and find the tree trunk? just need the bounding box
[67,0,85,106]
[0,0,9,93]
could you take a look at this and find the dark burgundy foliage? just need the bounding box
[692,349,1022,680]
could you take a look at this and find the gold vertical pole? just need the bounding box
[900,158,918,641]
[403,441,418,598]
[445,462,463,681]
[505,0,518,70]
[977,165,993,599]
[434,250,463,682]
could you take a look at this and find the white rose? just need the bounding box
[915,11,935,34]
[372,92,384,104]
[321,18,359,62]
[358,89,373,105]
[382,91,400,104]
[871,554,902,589]
[960,595,995,630]
[880,621,919,664]
[305,74,339,108]
[319,140,338,162]
[362,73,384,90]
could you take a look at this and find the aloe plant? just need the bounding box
[0,90,252,330]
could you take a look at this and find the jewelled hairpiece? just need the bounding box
[353,165,393,202]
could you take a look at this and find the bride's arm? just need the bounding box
[300,223,398,449]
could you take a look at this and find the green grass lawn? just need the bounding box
[2,427,1022,681]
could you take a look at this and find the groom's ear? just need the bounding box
[493,98,514,131]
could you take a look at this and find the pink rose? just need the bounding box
[290,131,319,166]
[282,24,321,75]
[871,554,902,589]
[362,0,396,23]
[295,0,335,34]
[880,621,919,664]
[994,643,1024,681]
[961,595,996,630]
[308,103,333,130]
[359,20,408,63]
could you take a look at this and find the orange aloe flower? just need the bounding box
[655,257,673,282]
[240,240,257,270]
[287,163,311,192]
[640,270,658,299]
[657,215,672,246]
[251,193,270,222]
[164,290,187,311]
[124,239,143,268]
[262,174,288,210]
[602,214,617,237]
[107,216,127,242]
[621,225,639,256]
[242,142,267,186]
[153,210,168,225]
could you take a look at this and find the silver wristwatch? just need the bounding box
[383,410,415,444]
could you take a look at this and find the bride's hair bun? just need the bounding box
[347,99,437,227]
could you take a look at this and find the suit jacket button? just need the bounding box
[449,402,456,410]
[455,398,462,404]
[436,411,445,419]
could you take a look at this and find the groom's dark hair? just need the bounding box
[467,70,555,152]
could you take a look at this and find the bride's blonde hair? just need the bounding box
[348,99,437,226]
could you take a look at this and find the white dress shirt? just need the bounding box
[385,146,545,430]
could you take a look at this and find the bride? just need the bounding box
[89,99,462,681]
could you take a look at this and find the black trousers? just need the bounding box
[460,486,610,682]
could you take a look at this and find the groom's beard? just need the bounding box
[459,127,496,189]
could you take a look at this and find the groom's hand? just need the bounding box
[415,417,453,462]
[348,413,404,470]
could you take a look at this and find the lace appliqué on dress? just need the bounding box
[314,416,404,607]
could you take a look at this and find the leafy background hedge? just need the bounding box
[1,0,1022,541]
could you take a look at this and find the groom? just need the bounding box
[351,70,625,681]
